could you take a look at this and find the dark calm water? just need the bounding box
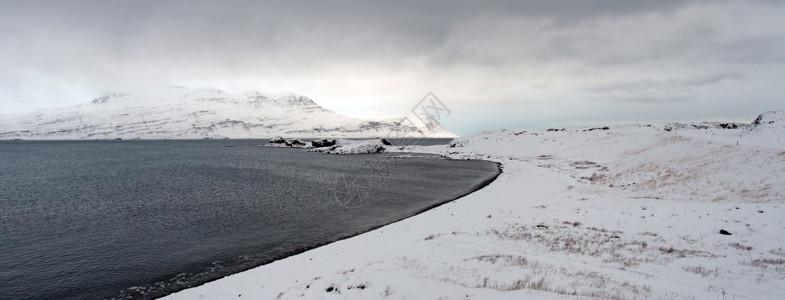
[0,139,499,299]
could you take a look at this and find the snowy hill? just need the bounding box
[0,87,456,139]
[746,110,785,144]
[167,111,785,299]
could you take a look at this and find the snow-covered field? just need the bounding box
[166,111,785,299]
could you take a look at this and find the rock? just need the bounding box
[448,140,466,148]
[311,139,337,148]
[286,139,306,147]
[368,144,385,153]
[719,229,732,235]
[380,138,392,146]
[719,123,739,129]
[308,139,386,154]
[269,136,286,144]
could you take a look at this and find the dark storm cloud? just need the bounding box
[0,0,693,66]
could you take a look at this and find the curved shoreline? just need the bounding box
[168,120,785,299]
[405,159,502,219]
[157,156,502,299]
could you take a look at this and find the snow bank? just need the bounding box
[166,114,785,299]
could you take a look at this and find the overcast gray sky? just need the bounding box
[1,0,784,135]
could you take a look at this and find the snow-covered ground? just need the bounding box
[166,111,785,299]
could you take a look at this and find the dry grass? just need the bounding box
[581,172,607,183]
[570,161,610,172]
[729,242,753,251]
[488,223,713,268]
[562,221,582,227]
[478,276,548,292]
[469,254,530,266]
[658,247,714,258]
[683,266,719,277]
[571,160,598,169]
[474,272,647,300]
[740,254,785,274]
[748,258,785,266]
[422,239,654,300]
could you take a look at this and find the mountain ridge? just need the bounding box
[0,88,457,140]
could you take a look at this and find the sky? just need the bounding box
[1,0,784,135]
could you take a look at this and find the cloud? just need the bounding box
[584,72,746,103]
[1,1,784,134]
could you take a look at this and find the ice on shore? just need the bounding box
[167,111,785,299]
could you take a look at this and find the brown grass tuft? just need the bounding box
[729,242,753,251]
[683,266,719,277]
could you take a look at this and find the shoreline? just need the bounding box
[152,154,502,299]
[163,149,511,300]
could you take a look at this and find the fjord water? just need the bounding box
[0,140,499,299]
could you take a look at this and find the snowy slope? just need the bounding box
[0,87,456,139]
[166,111,785,299]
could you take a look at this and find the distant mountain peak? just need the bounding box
[90,93,130,104]
[274,94,319,107]
[0,87,457,139]
[178,87,228,99]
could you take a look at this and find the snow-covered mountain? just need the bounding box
[0,87,457,139]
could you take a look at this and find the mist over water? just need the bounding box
[0,140,499,299]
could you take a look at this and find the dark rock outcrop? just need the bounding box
[286,139,306,147]
[311,139,337,148]
[269,136,287,144]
